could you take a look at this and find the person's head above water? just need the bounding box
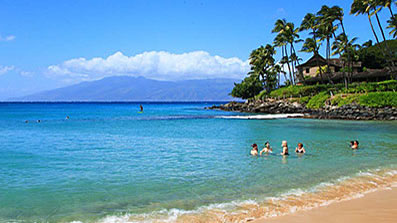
[251,143,258,150]
[298,143,303,148]
[354,140,359,145]
[282,140,288,147]
[265,141,270,147]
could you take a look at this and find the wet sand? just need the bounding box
[254,186,397,223]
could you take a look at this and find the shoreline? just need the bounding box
[207,100,397,121]
[100,168,397,223]
[253,186,397,223]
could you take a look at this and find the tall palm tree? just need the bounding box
[300,13,325,83]
[301,38,325,83]
[272,19,295,84]
[368,0,389,44]
[351,0,381,44]
[378,0,395,18]
[353,0,395,70]
[249,44,279,92]
[330,6,347,36]
[285,22,303,82]
[273,35,289,84]
[332,34,360,88]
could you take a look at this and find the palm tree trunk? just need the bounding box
[368,13,380,44]
[291,44,305,83]
[281,46,287,84]
[324,38,334,85]
[375,13,388,42]
[284,45,294,85]
[339,19,346,36]
[375,12,395,69]
[290,44,297,84]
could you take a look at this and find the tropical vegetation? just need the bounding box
[231,0,397,102]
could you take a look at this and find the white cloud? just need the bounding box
[0,35,16,42]
[0,65,14,75]
[47,51,250,81]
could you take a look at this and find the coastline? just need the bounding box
[254,186,397,223]
[100,168,397,223]
[207,100,397,121]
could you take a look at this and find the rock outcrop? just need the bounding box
[206,100,397,121]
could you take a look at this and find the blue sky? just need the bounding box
[0,0,395,99]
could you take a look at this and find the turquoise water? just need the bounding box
[0,103,396,222]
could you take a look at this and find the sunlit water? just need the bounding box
[0,103,396,222]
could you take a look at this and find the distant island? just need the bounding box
[9,76,239,102]
[212,1,397,121]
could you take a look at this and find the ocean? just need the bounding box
[0,102,396,222]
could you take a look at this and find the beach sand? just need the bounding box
[254,186,397,223]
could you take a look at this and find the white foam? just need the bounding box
[77,168,397,223]
[217,113,304,120]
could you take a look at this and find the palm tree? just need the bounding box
[330,6,347,36]
[332,34,360,88]
[273,34,290,83]
[352,0,395,70]
[368,0,388,44]
[351,0,380,44]
[301,38,325,83]
[378,0,395,18]
[248,44,279,93]
[272,19,295,84]
[300,13,325,83]
[285,22,303,82]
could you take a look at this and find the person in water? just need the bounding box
[280,140,289,156]
[351,140,359,150]
[295,143,306,154]
[260,141,273,155]
[250,144,258,156]
[140,104,143,112]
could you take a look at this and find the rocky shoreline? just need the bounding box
[207,100,397,121]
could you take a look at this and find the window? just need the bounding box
[305,68,310,73]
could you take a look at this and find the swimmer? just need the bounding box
[140,104,143,112]
[295,143,306,154]
[25,120,29,123]
[351,140,359,150]
[250,144,258,156]
[66,116,70,120]
[280,140,289,156]
[260,141,273,155]
[37,120,41,123]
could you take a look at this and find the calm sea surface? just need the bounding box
[0,103,396,222]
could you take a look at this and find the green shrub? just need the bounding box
[306,92,330,109]
[300,96,311,104]
[359,92,397,107]
[256,90,267,100]
[342,80,397,94]
[261,80,397,100]
[331,94,360,107]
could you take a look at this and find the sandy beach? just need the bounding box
[254,186,397,223]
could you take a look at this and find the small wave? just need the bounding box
[217,113,304,120]
[83,168,397,223]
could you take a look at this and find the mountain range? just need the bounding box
[10,76,239,101]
